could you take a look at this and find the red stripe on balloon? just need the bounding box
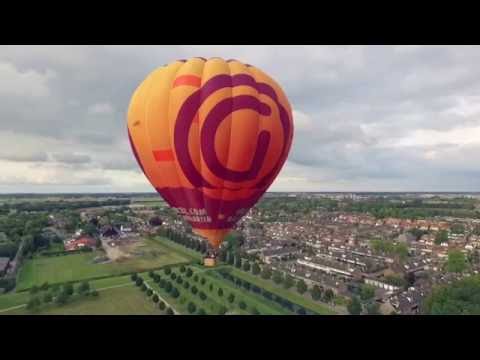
[153,150,174,161]
[173,75,201,88]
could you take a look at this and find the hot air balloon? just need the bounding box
[127,57,294,266]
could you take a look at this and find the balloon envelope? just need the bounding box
[127,57,294,248]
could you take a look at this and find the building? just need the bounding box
[65,236,97,251]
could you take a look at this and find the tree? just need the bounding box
[64,283,74,296]
[164,267,171,275]
[176,276,183,285]
[166,307,174,315]
[348,297,362,315]
[152,294,159,303]
[238,300,247,310]
[158,301,166,310]
[148,270,154,278]
[55,292,69,306]
[324,289,334,303]
[91,289,99,297]
[131,273,138,282]
[235,256,242,268]
[360,285,375,302]
[159,279,166,288]
[451,223,465,234]
[209,284,214,292]
[366,302,380,315]
[252,263,261,275]
[193,274,199,282]
[141,284,147,292]
[261,267,272,280]
[296,279,307,294]
[165,282,172,292]
[310,285,322,301]
[186,268,193,277]
[27,297,41,311]
[170,273,177,280]
[435,230,449,245]
[423,275,480,314]
[30,285,39,295]
[197,308,207,315]
[183,281,190,289]
[272,270,283,284]
[171,287,180,298]
[43,292,53,304]
[77,281,90,295]
[296,308,306,315]
[227,252,235,265]
[227,293,235,303]
[219,250,227,262]
[191,286,198,295]
[217,305,228,315]
[447,250,468,273]
[243,261,251,272]
[40,282,49,291]
[180,265,186,273]
[187,302,197,314]
[250,306,260,315]
[218,288,224,297]
[135,278,143,286]
[146,289,153,297]
[283,274,294,289]
[199,291,207,301]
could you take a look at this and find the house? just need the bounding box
[64,236,97,251]
[261,247,301,264]
[101,226,120,238]
[0,257,11,276]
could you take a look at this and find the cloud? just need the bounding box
[1,45,480,192]
[51,152,92,164]
[0,61,55,98]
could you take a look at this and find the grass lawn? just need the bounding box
[4,284,161,315]
[16,238,191,291]
[151,236,203,261]
[0,291,31,312]
[228,267,337,315]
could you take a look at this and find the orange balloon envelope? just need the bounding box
[127,57,294,249]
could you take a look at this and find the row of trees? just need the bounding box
[26,281,98,312]
[217,270,308,314]
[156,228,208,254]
[4,199,130,213]
[221,254,337,304]
[131,274,175,315]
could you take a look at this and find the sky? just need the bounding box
[0,45,479,193]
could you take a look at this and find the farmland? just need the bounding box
[5,284,161,315]
[16,238,190,291]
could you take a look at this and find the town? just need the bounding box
[1,192,479,315]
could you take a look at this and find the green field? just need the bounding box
[4,284,161,315]
[0,291,31,312]
[16,238,190,291]
[228,268,337,315]
[151,236,203,261]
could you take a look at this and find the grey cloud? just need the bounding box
[1,45,480,192]
[52,153,92,164]
[0,151,48,162]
